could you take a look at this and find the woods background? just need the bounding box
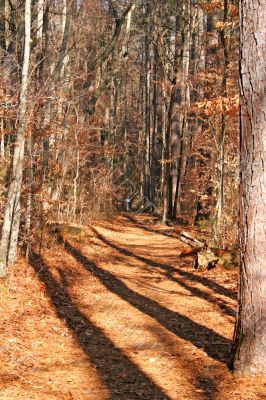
[0,0,239,263]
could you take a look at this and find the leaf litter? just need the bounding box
[0,214,266,399]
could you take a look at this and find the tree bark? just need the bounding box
[143,0,152,208]
[0,0,31,277]
[173,0,192,218]
[214,0,229,242]
[231,0,266,376]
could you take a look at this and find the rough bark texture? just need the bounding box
[231,0,266,376]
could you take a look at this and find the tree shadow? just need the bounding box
[124,215,237,301]
[28,250,170,400]
[145,325,219,400]
[125,214,183,239]
[60,237,232,364]
[92,228,236,318]
[133,272,235,318]
[195,373,218,400]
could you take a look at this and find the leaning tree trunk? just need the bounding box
[0,0,31,278]
[230,0,266,376]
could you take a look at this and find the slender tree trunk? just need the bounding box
[4,0,11,50]
[214,0,229,242]
[25,131,33,260]
[0,119,4,160]
[162,3,181,223]
[37,0,44,43]
[173,0,192,217]
[230,0,266,376]
[72,132,80,221]
[162,85,176,223]
[151,39,158,207]
[0,0,31,277]
[164,0,192,219]
[161,84,167,214]
[144,0,152,208]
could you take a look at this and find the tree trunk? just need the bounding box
[151,37,158,207]
[162,3,182,223]
[162,85,176,223]
[214,0,229,242]
[0,0,31,277]
[144,0,152,208]
[231,0,266,376]
[173,0,192,217]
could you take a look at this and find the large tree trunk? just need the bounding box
[231,0,266,376]
[0,0,31,278]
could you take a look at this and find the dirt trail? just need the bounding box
[1,214,266,399]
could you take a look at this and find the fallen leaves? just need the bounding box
[0,216,265,399]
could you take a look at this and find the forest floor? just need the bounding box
[1,213,266,400]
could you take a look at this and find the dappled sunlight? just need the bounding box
[89,222,236,337]
[2,215,264,399]
[29,250,169,400]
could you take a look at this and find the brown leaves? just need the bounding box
[0,216,265,399]
[198,0,224,12]
[194,95,239,117]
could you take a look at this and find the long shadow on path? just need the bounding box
[124,215,183,240]
[124,215,237,301]
[92,228,235,318]
[62,238,232,364]
[29,251,170,400]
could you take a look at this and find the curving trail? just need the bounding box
[1,214,265,399]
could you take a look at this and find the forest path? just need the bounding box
[1,214,265,399]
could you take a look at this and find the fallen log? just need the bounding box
[179,231,205,247]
